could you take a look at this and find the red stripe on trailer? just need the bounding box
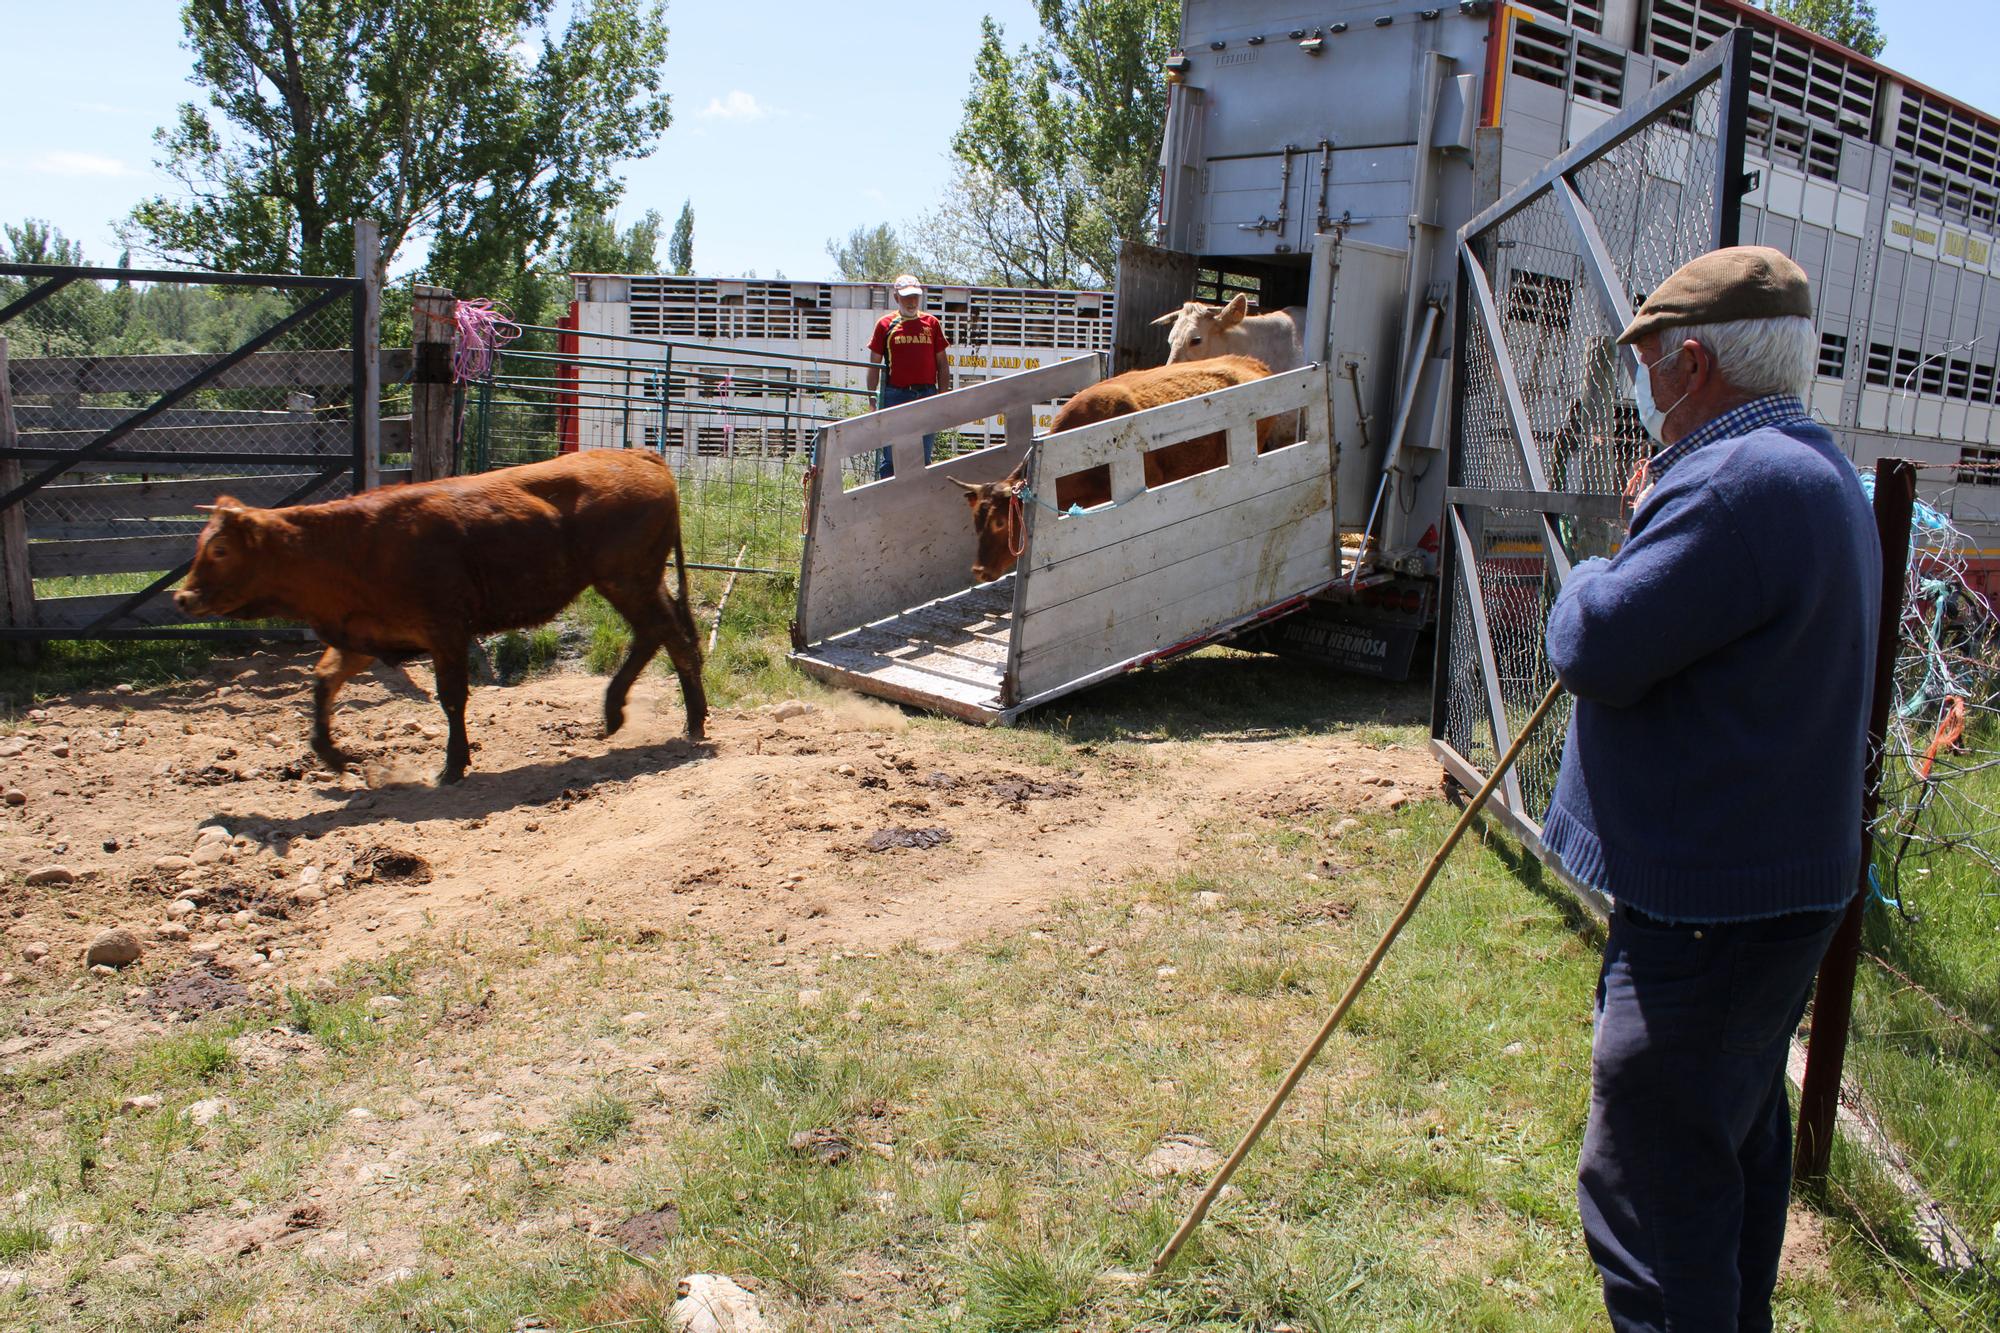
[558,304,580,454]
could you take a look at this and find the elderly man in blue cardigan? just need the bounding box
[1543,246,1879,1333]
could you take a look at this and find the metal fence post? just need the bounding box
[0,337,37,663]
[1795,457,1917,1183]
[352,219,382,491]
[411,283,456,482]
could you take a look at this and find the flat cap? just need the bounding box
[1616,245,1813,345]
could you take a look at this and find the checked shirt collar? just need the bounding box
[1645,393,1812,486]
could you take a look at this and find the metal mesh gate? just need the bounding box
[1432,35,1751,880]
[0,261,374,640]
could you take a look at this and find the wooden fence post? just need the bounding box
[411,284,457,482]
[1794,457,1916,1182]
[0,338,38,665]
[354,220,382,492]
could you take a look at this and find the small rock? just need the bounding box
[25,865,74,887]
[1331,817,1363,838]
[797,988,825,1009]
[297,865,323,889]
[0,738,25,758]
[1156,965,1178,980]
[154,856,194,874]
[84,928,142,968]
[231,910,254,928]
[788,1127,856,1166]
[619,1011,649,1027]
[195,825,231,846]
[835,763,857,778]
[90,964,117,978]
[771,701,813,721]
[346,1107,375,1121]
[1141,1134,1222,1178]
[49,742,71,759]
[1084,942,1109,958]
[20,942,49,964]
[153,923,190,942]
[1501,1041,1527,1057]
[192,843,231,866]
[672,1273,769,1332]
[1,789,24,807]
[167,899,198,919]
[366,996,403,1014]
[1193,890,1226,911]
[113,684,134,696]
[289,886,326,906]
[185,1097,228,1126]
[102,839,119,853]
[121,1094,162,1113]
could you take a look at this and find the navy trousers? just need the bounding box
[875,382,938,480]
[1580,901,1844,1332]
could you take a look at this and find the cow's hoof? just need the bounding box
[604,703,626,737]
[436,766,466,786]
[311,741,350,772]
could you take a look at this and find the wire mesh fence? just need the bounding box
[1842,469,2000,1284]
[0,263,366,636]
[1440,69,1729,822]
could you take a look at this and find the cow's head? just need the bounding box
[1151,294,1250,363]
[952,460,1029,584]
[175,499,275,618]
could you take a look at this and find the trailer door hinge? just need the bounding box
[1740,168,1763,195]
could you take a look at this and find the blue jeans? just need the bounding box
[1580,901,1844,1332]
[875,382,938,480]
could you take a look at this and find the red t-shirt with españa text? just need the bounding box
[870,312,949,388]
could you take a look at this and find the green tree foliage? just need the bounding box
[1760,0,1886,58]
[128,0,672,292]
[669,200,694,275]
[564,209,666,276]
[824,223,919,282]
[938,2,1178,288]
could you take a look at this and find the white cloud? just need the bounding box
[29,151,134,178]
[700,90,770,121]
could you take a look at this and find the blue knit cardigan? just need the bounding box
[1542,418,1880,922]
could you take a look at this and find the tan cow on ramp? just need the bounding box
[954,355,1280,583]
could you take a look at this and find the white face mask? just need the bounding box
[1633,346,1689,444]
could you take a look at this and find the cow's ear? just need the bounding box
[1218,294,1250,327]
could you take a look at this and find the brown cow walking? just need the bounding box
[174,450,706,785]
[954,356,1276,583]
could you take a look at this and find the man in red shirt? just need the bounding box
[865,275,951,479]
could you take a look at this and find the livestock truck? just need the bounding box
[1123,0,2000,682]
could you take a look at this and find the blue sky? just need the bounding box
[1,1,1993,283]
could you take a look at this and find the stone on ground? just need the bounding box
[85,929,142,968]
[671,1274,768,1332]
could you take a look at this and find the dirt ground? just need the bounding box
[0,649,1438,1056]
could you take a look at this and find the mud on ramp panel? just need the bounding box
[791,580,1017,724]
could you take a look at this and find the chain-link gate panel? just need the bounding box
[1433,35,1750,862]
[0,263,369,639]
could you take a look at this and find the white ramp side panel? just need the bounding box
[1012,364,1336,705]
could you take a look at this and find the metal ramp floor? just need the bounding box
[791,579,1018,723]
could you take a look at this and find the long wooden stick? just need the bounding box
[1147,676,1568,1278]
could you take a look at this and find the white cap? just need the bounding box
[892,274,922,297]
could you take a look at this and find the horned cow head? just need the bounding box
[1151,294,1250,363]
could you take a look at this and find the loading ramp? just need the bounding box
[790,356,1338,722]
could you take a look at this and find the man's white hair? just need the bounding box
[1669,314,1815,398]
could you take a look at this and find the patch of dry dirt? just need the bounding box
[0,650,1436,1004]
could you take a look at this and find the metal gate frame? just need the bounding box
[0,260,372,640]
[1431,33,1752,899]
